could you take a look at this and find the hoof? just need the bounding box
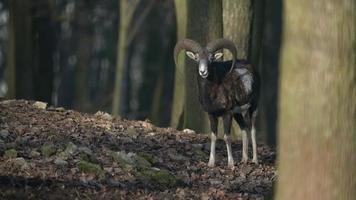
[252,159,259,165]
[241,157,248,164]
[228,163,235,169]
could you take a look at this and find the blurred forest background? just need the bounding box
[0,0,281,146]
[0,0,355,199]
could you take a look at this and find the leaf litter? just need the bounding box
[0,100,276,199]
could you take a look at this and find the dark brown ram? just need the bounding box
[174,38,260,168]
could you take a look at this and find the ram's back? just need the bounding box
[202,60,259,115]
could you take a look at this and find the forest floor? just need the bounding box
[0,100,276,200]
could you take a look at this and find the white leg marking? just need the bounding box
[251,125,258,164]
[224,135,235,168]
[241,129,249,163]
[208,132,217,167]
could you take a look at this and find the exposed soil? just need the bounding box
[0,100,276,200]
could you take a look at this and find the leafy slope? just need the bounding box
[0,100,276,199]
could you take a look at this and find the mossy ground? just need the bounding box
[0,100,276,199]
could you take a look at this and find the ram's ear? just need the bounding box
[186,51,198,61]
[213,52,223,60]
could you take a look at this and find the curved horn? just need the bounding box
[206,38,237,72]
[174,39,202,65]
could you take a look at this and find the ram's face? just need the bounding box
[186,49,223,78]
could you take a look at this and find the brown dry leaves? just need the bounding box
[0,100,276,200]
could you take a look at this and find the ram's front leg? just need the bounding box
[208,115,218,167]
[223,113,234,169]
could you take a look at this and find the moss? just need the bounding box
[137,168,178,187]
[77,160,103,175]
[194,148,207,160]
[138,152,158,165]
[78,152,91,162]
[109,151,134,171]
[58,142,78,160]
[4,149,17,158]
[41,143,56,157]
[134,155,151,169]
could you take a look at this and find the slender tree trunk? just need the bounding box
[256,0,282,146]
[112,0,139,116]
[150,69,164,124]
[170,0,187,129]
[5,0,16,99]
[276,1,356,199]
[184,0,223,133]
[250,0,265,68]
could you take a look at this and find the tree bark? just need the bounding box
[276,1,356,199]
[223,0,253,60]
[222,0,253,137]
[7,0,56,103]
[9,0,34,99]
[256,0,282,146]
[5,0,16,99]
[184,0,223,133]
[170,0,187,129]
[33,0,56,103]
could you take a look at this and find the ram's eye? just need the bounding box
[186,51,199,61]
[213,52,223,60]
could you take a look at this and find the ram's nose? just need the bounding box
[199,70,208,78]
[199,60,208,78]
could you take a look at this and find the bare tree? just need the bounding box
[170,0,187,129]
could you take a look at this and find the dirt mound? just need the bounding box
[0,100,276,199]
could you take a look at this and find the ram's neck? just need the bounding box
[197,76,214,109]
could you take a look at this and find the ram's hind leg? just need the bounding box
[208,115,218,167]
[241,129,249,163]
[251,110,258,164]
[234,113,249,163]
[223,113,234,169]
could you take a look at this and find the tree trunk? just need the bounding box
[256,0,282,146]
[112,0,139,116]
[170,0,187,129]
[222,0,253,138]
[223,0,253,60]
[276,1,356,199]
[147,1,175,126]
[5,0,16,99]
[32,0,56,103]
[7,0,55,103]
[73,0,93,111]
[9,0,34,99]
[184,0,223,133]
